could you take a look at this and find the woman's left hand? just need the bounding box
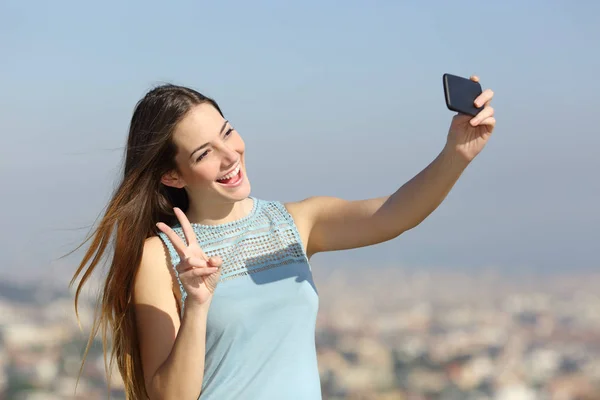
[445,75,496,162]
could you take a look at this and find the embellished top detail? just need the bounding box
[157,197,322,399]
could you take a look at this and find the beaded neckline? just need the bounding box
[174,197,260,231]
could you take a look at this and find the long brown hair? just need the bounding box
[69,84,223,399]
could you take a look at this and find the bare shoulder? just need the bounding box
[283,199,312,253]
[284,196,342,257]
[283,196,323,225]
[135,236,180,309]
[284,196,344,224]
[134,235,182,391]
[284,195,389,256]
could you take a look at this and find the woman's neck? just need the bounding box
[185,196,254,226]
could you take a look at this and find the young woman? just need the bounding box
[71,77,495,399]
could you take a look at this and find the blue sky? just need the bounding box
[1,0,598,281]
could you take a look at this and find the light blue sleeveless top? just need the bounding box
[157,197,322,399]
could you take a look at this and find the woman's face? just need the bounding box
[162,102,251,206]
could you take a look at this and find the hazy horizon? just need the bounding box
[2,1,599,283]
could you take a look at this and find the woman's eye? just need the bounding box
[196,151,209,162]
[224,128,234,137]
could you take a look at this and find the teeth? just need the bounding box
[217,164,240,181]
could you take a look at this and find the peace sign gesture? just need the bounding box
[156,208,222,307]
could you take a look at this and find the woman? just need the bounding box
[71,77,495,399]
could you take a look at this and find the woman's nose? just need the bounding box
[220,143,239,165]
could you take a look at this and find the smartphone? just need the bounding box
[443,73,483,117]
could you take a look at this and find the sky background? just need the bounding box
[1,0,598,284]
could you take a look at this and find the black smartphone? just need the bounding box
[443,73,483,117]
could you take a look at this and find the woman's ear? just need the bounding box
[161,170,186,189]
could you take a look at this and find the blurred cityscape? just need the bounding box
[1,266,599,400]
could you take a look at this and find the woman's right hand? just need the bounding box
[156,207,222,307]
